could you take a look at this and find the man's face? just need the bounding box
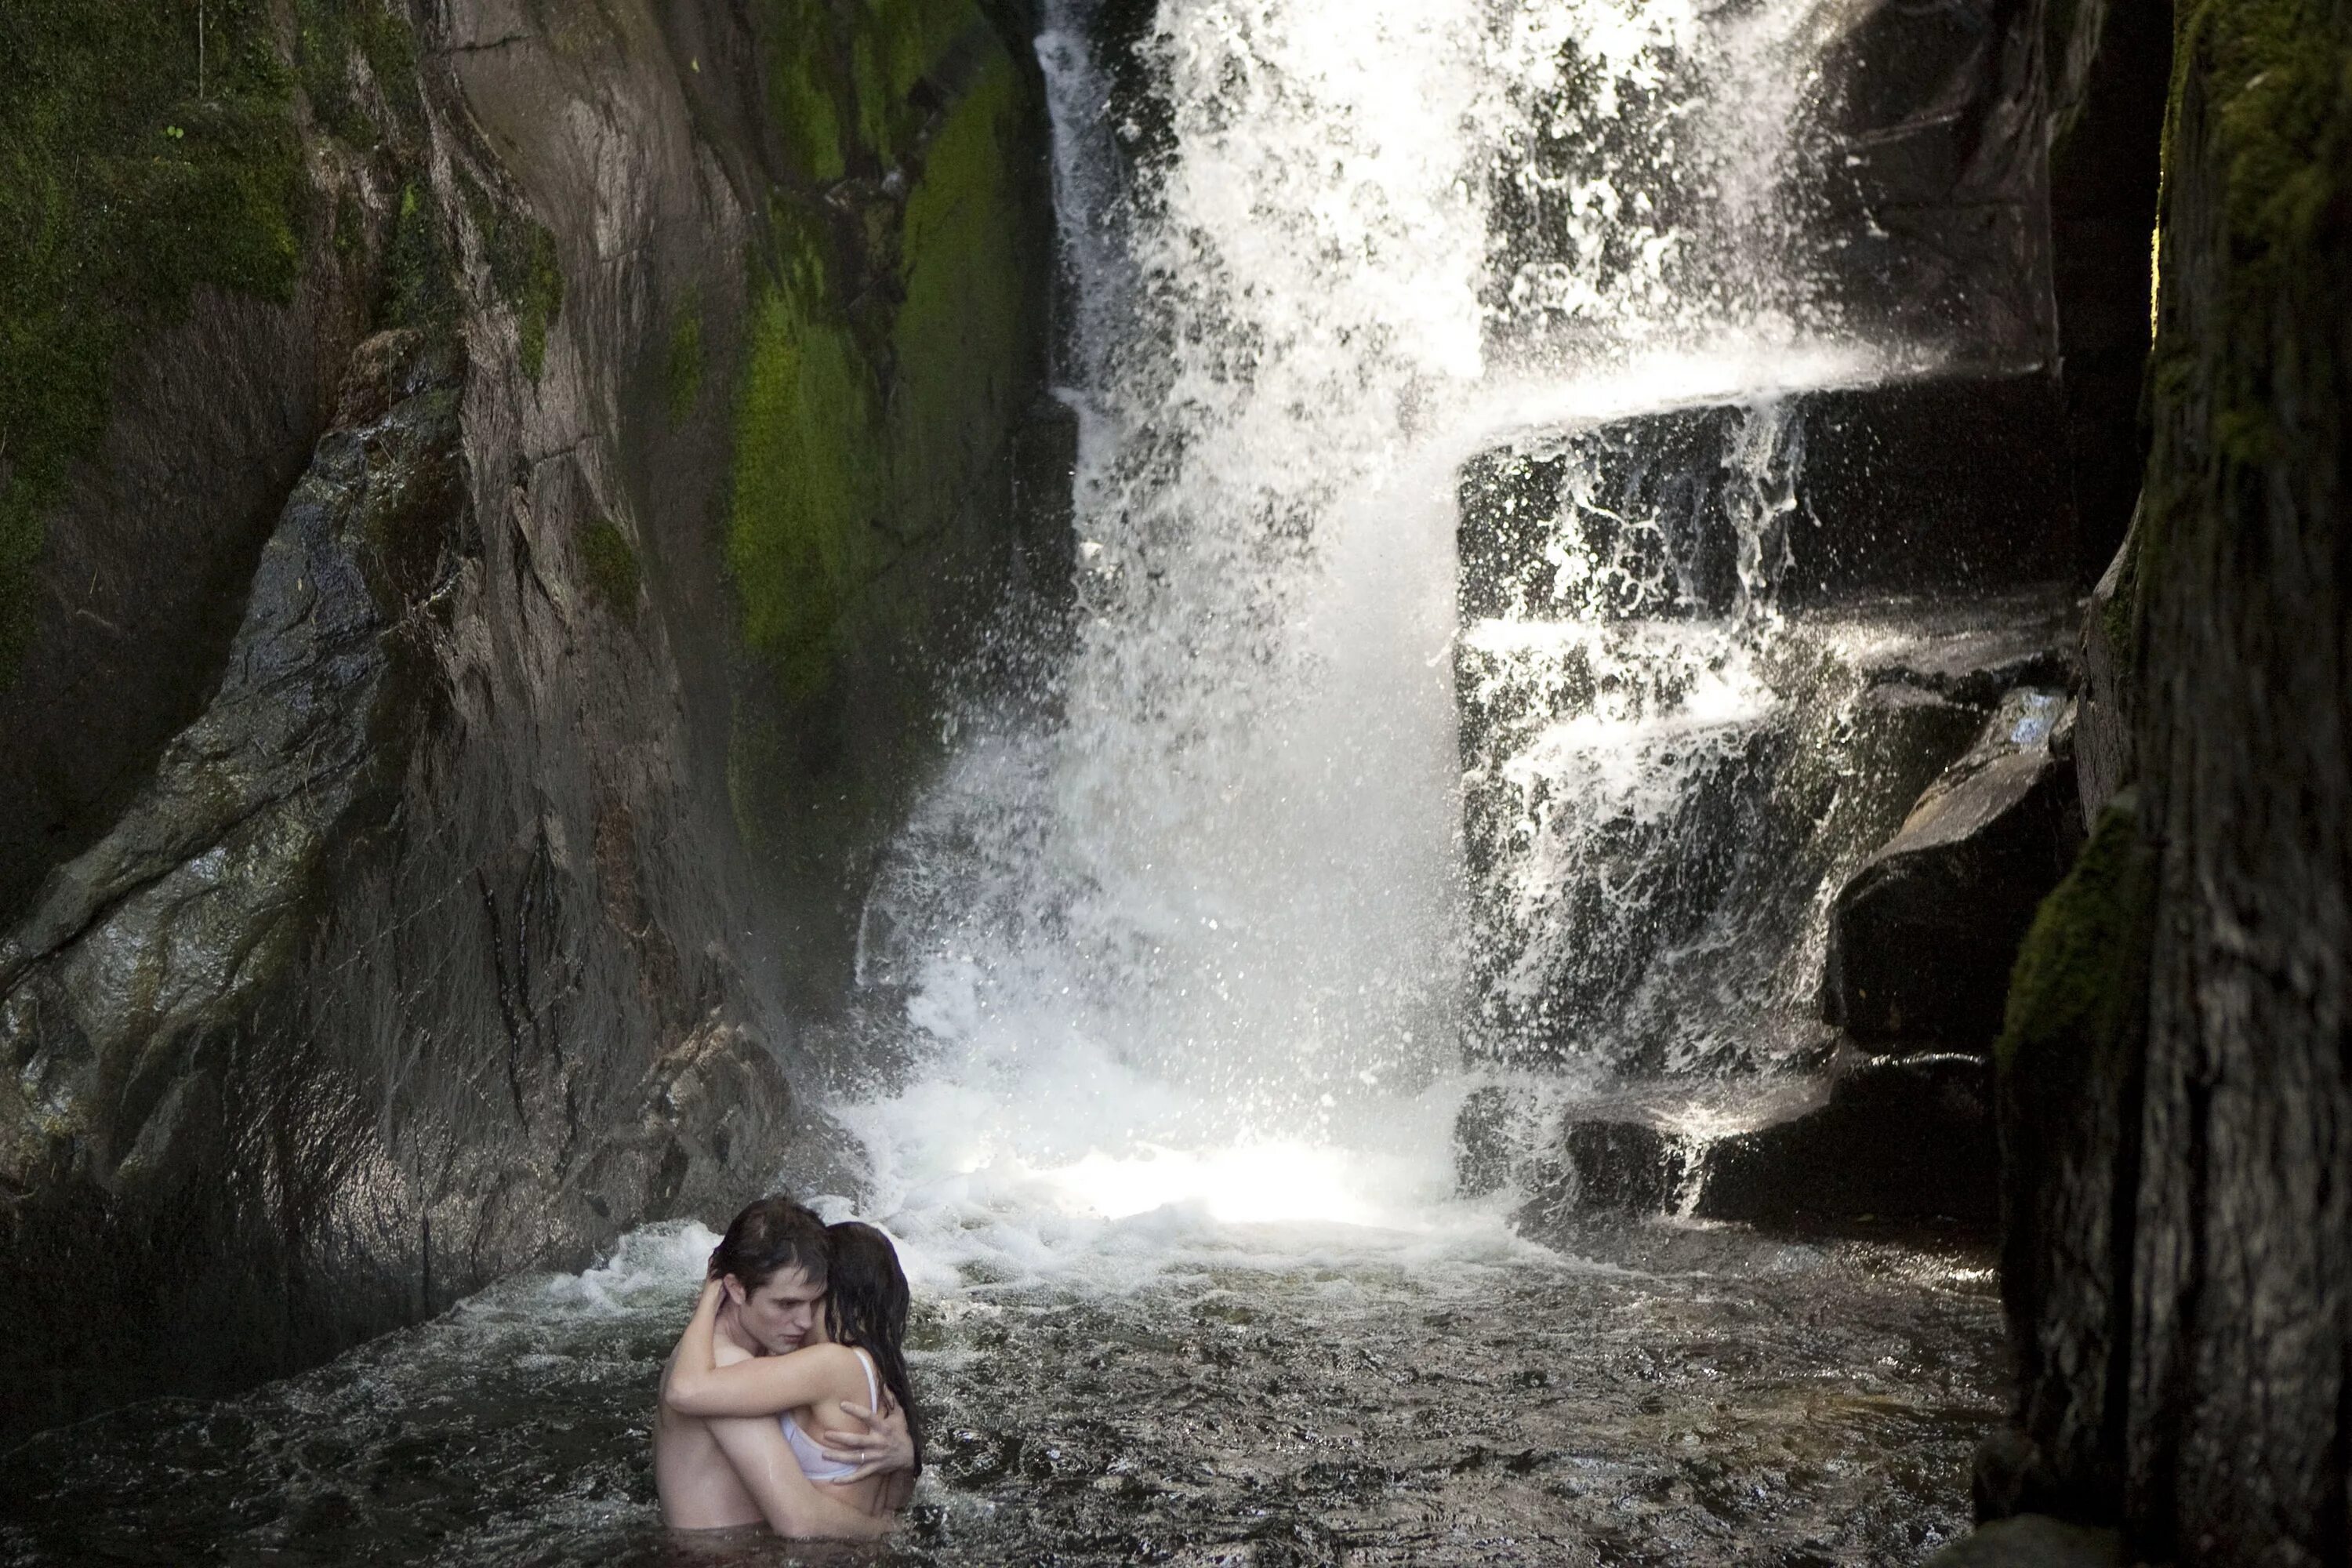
[727,1265,826,1355]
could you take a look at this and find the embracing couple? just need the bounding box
[655,1194,927,1540]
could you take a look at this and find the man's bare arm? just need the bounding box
[706,1416,894,1540]
[665,1279,853,1418]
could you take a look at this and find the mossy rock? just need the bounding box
[723,15,1038,702]
[666,299,705,426]
[0,0,308,688]
[726,215,887,699]
[579,517,642,622]
[1998,794,2157,1076]
[461,174,564,380]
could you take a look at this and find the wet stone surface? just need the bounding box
[0,1225,2001,1567]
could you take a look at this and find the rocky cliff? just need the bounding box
[0,0,1056,1444]
[1980,0,2352,1559]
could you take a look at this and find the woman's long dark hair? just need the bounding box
[823,1221,924,1475]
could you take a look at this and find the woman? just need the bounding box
[662,1219,925,1533]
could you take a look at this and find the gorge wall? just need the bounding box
[1987,0,2352,1559]
[0,0,1055,1443]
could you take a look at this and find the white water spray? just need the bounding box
[829,0,1893,1277]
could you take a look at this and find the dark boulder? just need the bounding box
[1455,1086,1697,1219]
[1917,1515,2126,1568]
[1810,0,2056,365]
[1850,590,2079,710]
[1695,1053,1997,1227]
[1517,1118,1694,1223]
[1457,376,2078,622]
[1824,688,2084,1046]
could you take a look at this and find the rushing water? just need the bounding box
[5,1,2021,1562]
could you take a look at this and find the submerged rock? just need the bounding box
[1918,1514,2126,1568]
[1823,688,2085,1046]
[1695,1052,1997,1227]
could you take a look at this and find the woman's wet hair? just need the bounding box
[824,1221,925,1475]
[707,1194,830,1294]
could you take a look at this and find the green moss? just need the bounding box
[726,216,886,699]
[666,301,705,426]
[887,47,1029,543]
[723,9,1040,710]
[516,227,564,383]
[463,176,564,381]
[296,0,421,148]
[766,0,851,184]
[0,0,306,688]
[1998,794,2158,1076]
[381,181,459,334]
[760,0,989,178]
[579,517,642,621]
[848,0,989,163]
[2154,0,2352,468]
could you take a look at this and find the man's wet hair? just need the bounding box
[709,1193,830,1294]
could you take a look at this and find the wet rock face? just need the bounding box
[1811,0,2054,363]
[1988,796,2154,1528]
[1971,0,2352,1557]
[1824,688,2085,1047]
[2071,521,2137,827]
[2103,0,2352,1555]
[0,0,1054,1443]
[1696,1053,1998,1229]
[1456,376,2078,619]
[0,332,459,1197]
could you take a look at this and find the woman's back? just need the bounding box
[780,1345,886,1505]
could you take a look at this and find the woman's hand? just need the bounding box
[817,1397,915,1483]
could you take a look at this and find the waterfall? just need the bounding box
[833,0,1915,1270]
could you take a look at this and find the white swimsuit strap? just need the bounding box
[852,1346,880,1411]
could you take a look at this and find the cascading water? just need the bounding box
[833,0,1904,1262]
[840,0,1494,1261]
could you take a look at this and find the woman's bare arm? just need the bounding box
[818,1399,918,1484]
[663,1279,853,1418]
[706,1416,894,1540]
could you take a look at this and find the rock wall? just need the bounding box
[1984,0,2352,1558]
[0,0,1055,1444]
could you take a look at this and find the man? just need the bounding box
[652,1194,916,1537]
